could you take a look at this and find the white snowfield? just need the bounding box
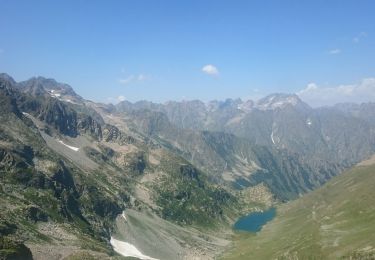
[110,237,159,260]
[57,140,79,151]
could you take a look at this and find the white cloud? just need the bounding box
[119,75,135,85]
[297,78,375,107]
[328,49,341,55]
[353,32,367,43]
[304,83,318,91]
[106,95,127,104]
[117,95,126,102]
[119,74,147,85]
[202,64,219,75]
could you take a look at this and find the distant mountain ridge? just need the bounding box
[2,73,375,201]
[113,88,375,199]
[1,72,375,259]
[3,73,375,188]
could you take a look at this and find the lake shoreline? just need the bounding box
[233,208,276,232]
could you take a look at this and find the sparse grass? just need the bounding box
[64,251,100,260]
[223,163,375,259]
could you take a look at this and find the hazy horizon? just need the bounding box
[3,72,375,108]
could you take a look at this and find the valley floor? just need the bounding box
[223,156,375,259]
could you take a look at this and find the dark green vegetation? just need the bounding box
[0,74,245,258]
[155,162,237,226]
[1,73,375,259]
[0,76,126,258]
[224,159,375,259]
[0,235,33,260]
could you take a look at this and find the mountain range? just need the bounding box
[1,73,375,259]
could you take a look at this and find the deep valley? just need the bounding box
[1,73,375,259]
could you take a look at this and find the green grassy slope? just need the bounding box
[224,158,375,259]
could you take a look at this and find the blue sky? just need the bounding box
[0,0,374,105]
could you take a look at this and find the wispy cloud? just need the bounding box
[202,64,219,75]
[353,32,367,43]
[106,95,127,104]
[118,74,147,85]
[297,78,375,107]
[328,49,341,55]
[119,75,134,85]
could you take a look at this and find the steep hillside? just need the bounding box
[224,156,375,259]
[111,105,347,201]
[0,74,128,259]
[0,74,247,259]
[2,72,375,259]
[113,94,375,201]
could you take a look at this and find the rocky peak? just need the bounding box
[0,75,23,118]
[18,76,83,104]
[0,73,17,86]
[206,98,243,112]
[255,93,305,110]
[237,99,254,112]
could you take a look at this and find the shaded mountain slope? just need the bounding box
[110,107,346,200]
[113,93,375,201]
[0,73,246,259]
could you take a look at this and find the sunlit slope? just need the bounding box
[224,157,375,259]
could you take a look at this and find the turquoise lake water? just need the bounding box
[233,208,276,232]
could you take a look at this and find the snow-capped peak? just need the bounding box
[255,94,301,110]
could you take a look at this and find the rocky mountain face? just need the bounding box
[334,102,375,126]
[17,76,84,104]
[0,76,124,258]
[1,73,375,259]
[0,74,244,259]
[114,94,375,200]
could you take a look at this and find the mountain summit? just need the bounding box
[255,93,307,110]
[17,76,83,104]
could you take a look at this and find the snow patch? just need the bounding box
[57,140,79,151]
[110,237,159,260]
[50,92,61,98]
[63,98,76,104]
[271,131,275,145]
[122,211,127,222]
[49,90,62,99]
[306,118,312,126]
[22,112,31,117]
